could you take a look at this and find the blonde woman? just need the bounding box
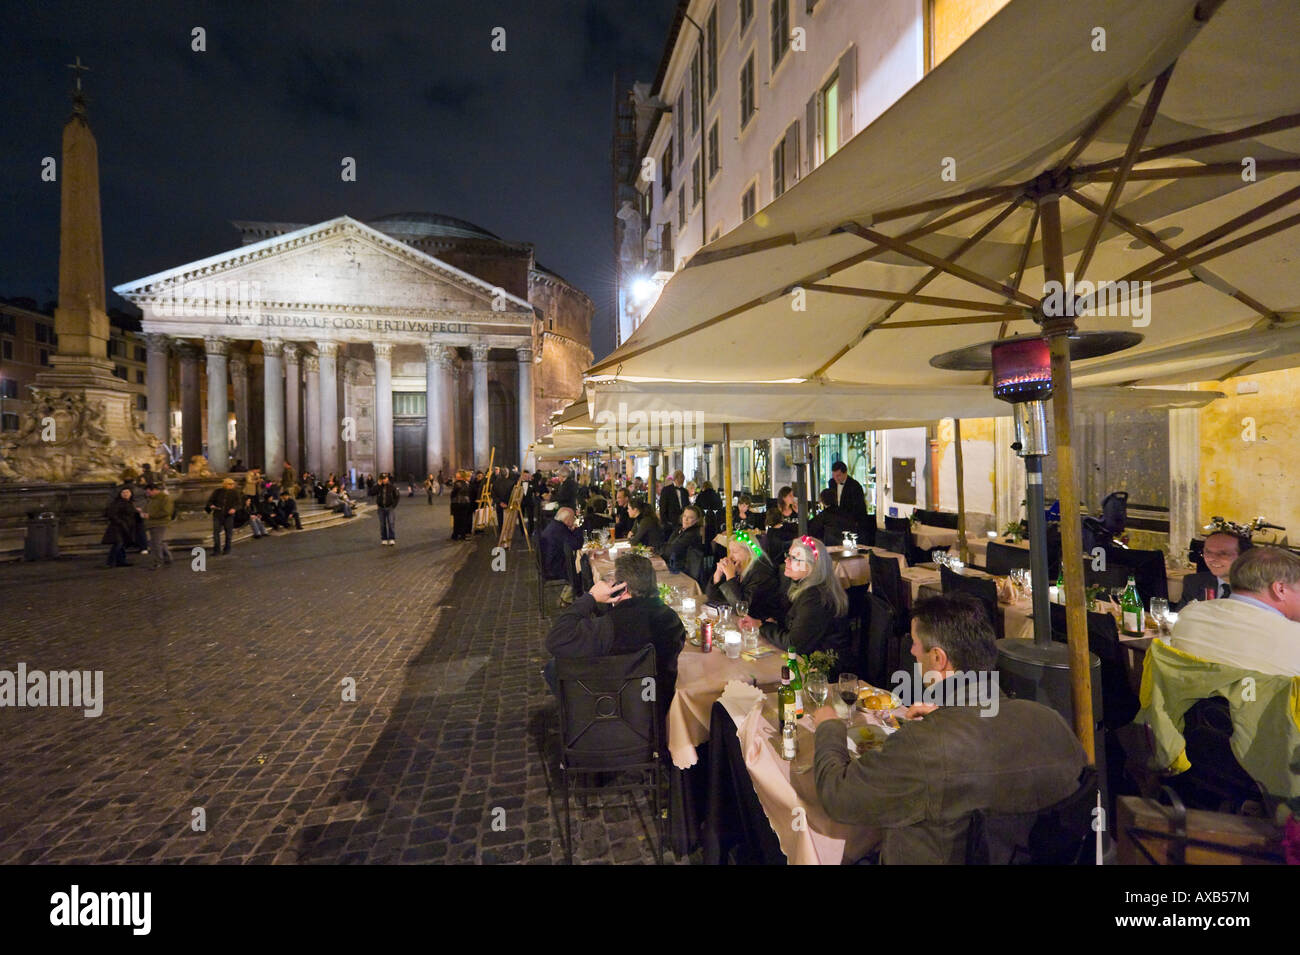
[706,529,783,620]
[760,535,851,658]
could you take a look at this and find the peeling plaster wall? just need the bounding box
[1198,367,1300,535]
[936,416,995,534]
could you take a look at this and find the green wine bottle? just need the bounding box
[785,650,804,716]
[1055,565,1065,604]
[778,667,797,726]
[1120,575,1144,636]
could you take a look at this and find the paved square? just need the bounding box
[0,499,679,864]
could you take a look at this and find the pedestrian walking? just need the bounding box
[449,470,473,540]
[375,472,400,546]
[102,487,137,567]
[206,477,242,554]
[424,473,436,504]
[145,484,174,568]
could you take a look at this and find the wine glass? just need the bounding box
[837,672,860,725]
[734,600,749,620]
[1150,597,1170,634]
[805,670,829,710]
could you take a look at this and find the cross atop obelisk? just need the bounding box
[66,56,91,116]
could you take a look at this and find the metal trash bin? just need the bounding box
[23,512,60,561]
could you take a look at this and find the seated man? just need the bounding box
[612,488,634,539]
[1170,545,1300,677]
[539,506,583,586]
[1176,529,1250,610]
[276,491,303,529]
[812,593,1088,864]
[544,553,687,724]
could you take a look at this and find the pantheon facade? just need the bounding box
[114,214,593,478]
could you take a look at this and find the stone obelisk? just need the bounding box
[0,59,165,483]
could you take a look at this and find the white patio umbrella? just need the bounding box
[587,0,1300,755]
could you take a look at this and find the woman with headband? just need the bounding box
[761,535,851,658]
[706,528,783,621]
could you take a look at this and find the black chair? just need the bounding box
[874,528,907,556]
[868,550,910,639]
[554,646,665,864]
[939,565,999,631]
[1111,546,1169,605]
[702,701,787,864]
[986,541,1032,576]
[884,515,911,534]
[916,508,959,530]
[964,765,1099,865]
[684,548,715,592]
[858,591,900,691]
[859,511,877,547]
[535,539,566,619]
[1164,697,1263,814]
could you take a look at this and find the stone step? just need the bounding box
[0,500,372,561]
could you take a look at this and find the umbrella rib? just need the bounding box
[1074,64,1176,284]
[1083,158,1300,180]
[1120,182,1300,283]
[1145,209,1300,284]
[1052,83,1141,174]
[874,313,1019,329]
[802,284,1022,313]
[1074,112,1300,175]
[1066,190,1279,323]
[863,185,1020,226]
[809,199,1025,378]
[843,223,1041,308]
[587,193,1024,375]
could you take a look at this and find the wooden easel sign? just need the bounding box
[498,479,530,551]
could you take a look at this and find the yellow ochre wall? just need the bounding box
[931,0,1014,67]
[1198,367,1300,536]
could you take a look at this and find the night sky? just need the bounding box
[0,1,677,359]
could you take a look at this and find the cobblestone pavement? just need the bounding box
[0,498,679,864]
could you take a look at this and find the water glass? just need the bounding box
[805,670,829,710]
[740,615,759,652]
[1150,597,1170,633]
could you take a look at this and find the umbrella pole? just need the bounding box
[723,423,734,538]
[953,418,970,564]
[1039,193,1097,762]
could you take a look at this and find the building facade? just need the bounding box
[113,214,593,478]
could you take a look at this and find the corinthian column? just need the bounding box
[516,346,535,470]
[283,344,301,472]
[178,343,203,464]
[262,339,285,474]
[204,336,230,472]
[317,341,339,478]
[304,353,320,475]
[143,333,170,444]
[373,342,394,474]
[230,349,250,468]
[471,343,490,467]
[424,343,451,475]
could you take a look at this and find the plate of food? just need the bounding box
[856,685,903,712]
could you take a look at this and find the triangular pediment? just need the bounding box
[113,216,534,320]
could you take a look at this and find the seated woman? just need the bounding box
[766,502,799,564]
[626,498,664,549]
[659,504,708,573]
[694,481,723,512]
[706,529,783,621]
[732,493,760,530]
[759,535,851,658]
[809,487,859,546]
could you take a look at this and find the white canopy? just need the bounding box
[591,0,1300,388]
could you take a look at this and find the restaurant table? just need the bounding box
[913,524,959,551]
[824,545,908,590]
[714,686,883,864]
[901,566,941,605]
[917,572,1034,641]
[666,635,787,770]
[578,546,702,598]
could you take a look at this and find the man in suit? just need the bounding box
[550,466,578,511]
[1176,529,1250,610]
[828,461,867,526]
[812,593,1088,864]
[1170,545,1300,677]
[613,487,634,539]
[491,467,517,530]
[658,469,689,531]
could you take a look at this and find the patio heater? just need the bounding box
[784,422,813,534]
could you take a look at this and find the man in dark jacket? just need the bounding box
[613,488,634,539]
[658,470,689,531]
[1176,529,1249,610]
[539,507,583,585]
[491,467,518,530]
[809,487,859,547]
[828,460,868,534]
[812,593,1088,864]
[550,466,578,511]
[275,490,302,529]
[545,553,687,725]
[205,478,242,555]
[375,472,400,546]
